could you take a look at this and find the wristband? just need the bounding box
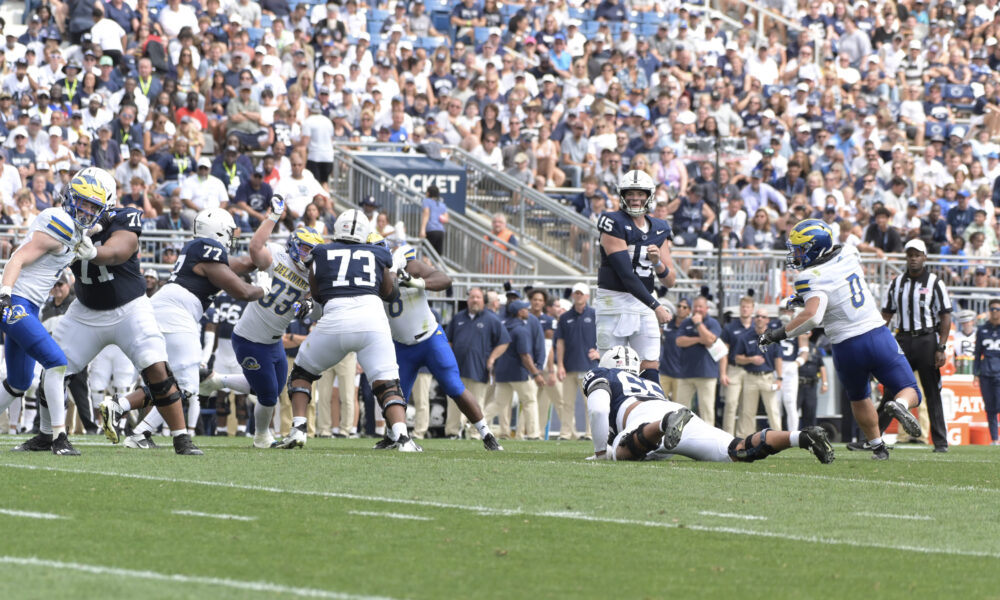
[268,212,282,223]
[775,376,783,380]
[0,285,10,296]
[936,344,946,352]
[656,263,669,278]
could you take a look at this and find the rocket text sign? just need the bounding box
[357,154,467,214]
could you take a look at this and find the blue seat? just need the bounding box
[925,121,952,141]
[945,84,976,112]
[432,11,453,37]
[639,22,659,36]
[246,27,265,47]
[474,26,490,44]
[371,9,390,22]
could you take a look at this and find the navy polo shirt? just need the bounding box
[284,317,312,358]
[659,318,683,378]
[721,318,753,364]
[556,305,598,373]
[446,308,510,383]
[494,317,533,383]
[677,316,722,378]
[733,328,780,373]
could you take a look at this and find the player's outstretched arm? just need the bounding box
[404,259,451,292]
[1,232,63,290]
[248,195,284,271]
[197,262,268,302]
[90,230,140,266]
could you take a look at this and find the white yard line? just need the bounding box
[172,510,257,522]
[854,512,935,521]
[0,556,400,600]
[348,511,433,521]
[698,511,768,521]
[1,462,997,559]
[0,508,65,520]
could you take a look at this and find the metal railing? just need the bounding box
[328,148,537,276]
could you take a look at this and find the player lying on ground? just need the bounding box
[583,346,834,463]
[759,219,922,460]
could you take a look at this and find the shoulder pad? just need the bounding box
[190,238,228,263]
[37,208,76,244]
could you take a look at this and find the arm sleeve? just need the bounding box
[606,250,660,309]
[582,369,611,455]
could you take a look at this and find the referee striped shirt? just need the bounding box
[882,270,953,333]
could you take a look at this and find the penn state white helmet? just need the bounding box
[193,208,237,251]
[333,209,371,243]
[618,169,655,217]
[599,345,641,375]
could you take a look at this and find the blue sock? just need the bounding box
[640,368,659,383]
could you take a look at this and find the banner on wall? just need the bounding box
[356,154,467,214]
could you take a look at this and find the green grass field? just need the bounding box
[0,436,998,600]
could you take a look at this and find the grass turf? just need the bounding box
[0,436,998,600]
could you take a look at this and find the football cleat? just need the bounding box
[272,425,306,449]
[124,431,157,449]
[883,399,923,438]
[373,435,395,449]
[870,442,890,461]
[253,431,275,449]
[173,433,204,455]
[846,439,894,451]
[199,372,225,397]
[660,408,694,451]
[799,426,834,464]
[99,399,124,444]
[394,435,423,452]
[482,432,504,451]
[213,430,229,437]
[12,433,53,452]
[51,433,80,456]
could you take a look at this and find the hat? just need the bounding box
[263,55,280,68]
[525,36,537,45]
[797,124,811,134]
[144,268,160,279]
[903,239,927,254]
[514,152,528,164]
[389,24,404,34]
[129,143,142,153]
[796,82,810,92]
[761,108,775,119]
[48,126,61,136]
[488,26,502,37]
[14,57,27,67]
[225,145,238,154]
[29,115,41,124]
[239,82,253,91]
[361,196,379,207]
[956,309,977,324]
[571,282,590,295]
[542,74,557,84]
[37,161,49,170]
[950,126,967,138]
[975,265,988,275]
[197,157,212,169]
[989,151,1000,159]
[508,299,530,313]
[907,199,919,208]
[88,94,103,105]
[99,56,113,66]
[676,112,696,125]
[750,168,763,178]
[909,40,922,50]
[863,115,877,125]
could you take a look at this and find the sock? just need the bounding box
[375,424,386,436]
[292,416,307,429]
[790,431,801,447]
[473,419,491,438]
[220,375,252,395]
[43,366,67,434]
[40,403,52,435]
[8,396,22,433]
[22,401,36,434]
[255,403,276,435]
[0,383,19,413]
[237,424,246,433]
[52,425,66,437]
[135,408,164,435]
[216,425,228,434]
[869,436,883,448]
[170,429,186,437]
[90,391,105,413]
[332,427,341,435]
[118,396,133,412]
[186,396,201,432]
[390,421,407,441]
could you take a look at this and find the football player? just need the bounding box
[112,208,271,447]
[383,239,502,451]
[594,170,675,387]
[200,196,323,449]
[759,219,923,460]
[278,209,417,451]
[583,346,834,464]
[0,169,111,455]
[203,288,250,437]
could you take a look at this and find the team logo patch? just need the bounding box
[241,356,262,371]
[3,305,28,325]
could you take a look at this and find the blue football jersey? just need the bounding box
[212,291,247,340]
[71,207,147,311]
[166,238,230,310]
[779,335,799,362]
[311,241,392,304]
[582,366,667,436]
[596,210,673,294]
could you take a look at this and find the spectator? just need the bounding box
[180,157,228,218]
[485,299,543,439]
[227,83,268,149]
[482,212,518,275]
[554,283,598,440]
[115,144,154,196]
[862,207,904,255]
[155,193,192,230]
[947,191,978,244]
[675,296,722,426]
[233,167,274,228]
[276,152,329,222]
[420,184,447,256]
[301,103,334,186]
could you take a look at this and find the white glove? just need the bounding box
[401,275,426,289]
[254,271,273,296]
[268,194,285,222]
[74,236,97,261]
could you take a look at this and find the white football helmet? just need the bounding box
[332,209,371,243]
[193,208,237,251]
[618,169,655,217]
[599,345,641,375]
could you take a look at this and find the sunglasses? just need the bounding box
[990,307,1000,312]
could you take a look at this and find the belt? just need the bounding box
[745,371,772,376]
[898,329,934,337]
[799,377,817,385]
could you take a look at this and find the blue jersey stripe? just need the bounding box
[50,216,73,234]
[46,222,72,241]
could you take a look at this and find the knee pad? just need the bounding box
[3,379,25,399]
[215,392,232,417]
[372,379,406,416]
[144,370,184,408]
[287,364,320,402]
[622,423,658,459]
[728,428,778,463]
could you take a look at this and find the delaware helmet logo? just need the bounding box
[241,356,262,371]
[3,304,28,325]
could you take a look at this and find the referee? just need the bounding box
[880,239,953,452]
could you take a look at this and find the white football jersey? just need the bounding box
[953,329,976,360]
[12,208,81,307]
[794,245,885,344]
[233,243,312,344]
[385,245,437,344]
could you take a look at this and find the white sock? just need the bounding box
[473,419,491,438]
[39,402,52,435]
[332,427,341,435]
[8,396,22,433]
[135,408,164,435]
[237,424,246,433]
[789,431,800,447]
[186,396,200,431]
[170,429,186,437]
[292,416,307,429]
[216,426,228,434]
[390,421,408,441]
[375,424,386,436]
[220,375,252,394]
[52,425,66,437]
[43,366,67,434]
[869,436,883,447]
[255,403,276,435]
[118,395,133,411]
